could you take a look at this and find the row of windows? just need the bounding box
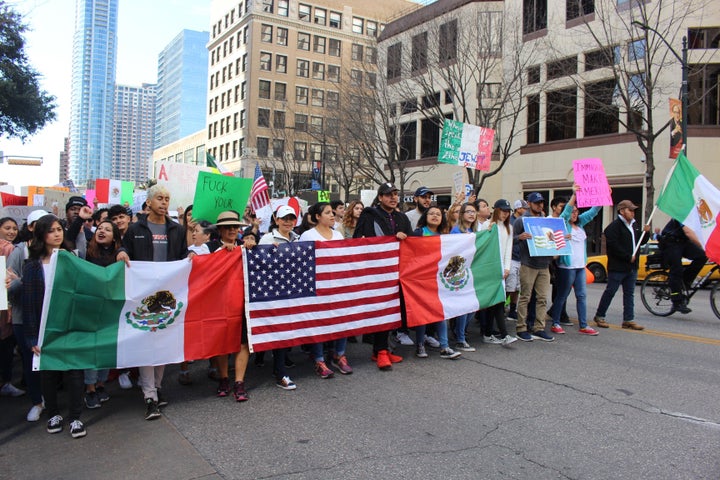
[208,109,247,140]
[387,19,458,80]
[256,135,339,163]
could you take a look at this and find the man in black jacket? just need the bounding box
[593,200,650,330]
[122,185,187,420]
[659,219,707,314]
[354,183,412,370]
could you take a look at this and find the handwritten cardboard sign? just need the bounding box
[192,171,252,223]
[572,158,613,208]
[156,161,212,210]
[438,119,495,171]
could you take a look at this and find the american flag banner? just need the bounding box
[244,237,402,352]
[250,163,271,212]
[553,230,567,250]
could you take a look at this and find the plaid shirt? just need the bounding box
[21,259,45,342]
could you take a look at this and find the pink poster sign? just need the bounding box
[572,158,613,208]
[84,189,97,208]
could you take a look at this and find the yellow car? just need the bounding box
[585,241,719,283]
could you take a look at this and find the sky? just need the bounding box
[0,0,211,193]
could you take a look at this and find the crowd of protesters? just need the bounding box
[1,181,657,439]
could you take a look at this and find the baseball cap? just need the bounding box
[65,196,87,211]
[527,192,545,203]
[414,186,434,197]
[493,199,512,211]
[377,183,398,195]
[276,205,297,219]
[617,200,639,210]
[26,210,51,225]
[513,199,529,209]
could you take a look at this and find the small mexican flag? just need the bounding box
[399,228,506,327]
[35,249,244,371]
[656,151,720,264]
[95,178,134,204]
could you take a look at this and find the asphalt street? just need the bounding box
[2,283,719,480]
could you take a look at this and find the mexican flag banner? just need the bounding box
[656,151,720,264]
[399,228,505,327]
[34,249,244,371]
[95,178,134,204]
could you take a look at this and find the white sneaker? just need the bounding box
[424,336,440,348]
[118,372,132,389]
[455,341,476,352]
[1,382,26,397]
[395,331,414,346]
[501,335,518,346]
[483,335,502,345]
[27,404,44,422]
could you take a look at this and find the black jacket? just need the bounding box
[353,206,412,238]
[122,215,187,261]
[604,216,648,272]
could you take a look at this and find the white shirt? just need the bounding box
[299,227,343,242]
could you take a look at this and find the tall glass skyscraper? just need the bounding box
[154,29,209,150]
[69,0,118,186]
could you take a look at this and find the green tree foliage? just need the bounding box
[0,1,56,139]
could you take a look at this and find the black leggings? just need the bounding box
[486,303,508,337]
[42,369,84,421]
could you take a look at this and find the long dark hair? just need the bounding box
[417,205,448,234]
[28,215,68,260]
[490,205,511,235]
[308,202,330,224]
[86,220,122,262]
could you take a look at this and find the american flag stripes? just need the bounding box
[244,237,402,352]
[553,230,567,250]
[250,163,271,212]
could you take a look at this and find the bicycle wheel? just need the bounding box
[710,283,720,320]
[641,271,674,317]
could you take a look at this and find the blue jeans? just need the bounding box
[415,320,450,349]
[595,270,638,322]
[84,369,109,385]
[311,338,348,362]
[453,312,474,343]
[551,268,588,328]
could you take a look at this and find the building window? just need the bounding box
[257,137,269,157]
[479,82,501,99]
[351,44,363,61]
[328,65,340,83]
[366,72,377,89]
[261,24,273,42]
[439,20,457,62]
[294,141,307,160]
[310,143,322,161]
[350,69,362,87]
[273,110,286,128]
[314,36,326,54]
[273,139,284,158]
[387,43,402,80]
[262,0,273,13]
[526,94,540,144]
[296,86,308,105]
[422,92,441,109]
[547,56,577,80]
[585,48,614,71]
[688,27,720,49]
[240,109,246,128]
[310,117,323,135]
[242,54,247,72]
[523,0,547,34]
[399,122,417,161]
[277,27,288,45]
[326,118,339,137]
[566,0,594,21]
[527,65,541,84]
[421,118,441,157]
[367,21,378,37]
[295,114,307,132]
[688,63,720,126]
[329,11,342,29]
[275,82,287,101]
[328,38,341,57]
[298,32,310,50]
[240,82,246,100]
[584,79,618,136]
[412,32,428,72]
[628,39,646,62]
[479,11,502,56]
[314,8,326,25]
[311,89,325,107]
[278,0,289,17]
[546,87,577,141]
[365,47,377,65]
[260,52,272,71]
[352,17,363,34]
[401,99,417,114]
[326,90,339,109]
[259,79,271,98]
[312,62,325,80]
[258,108,270,128]
[276,54,287,73]
[299,4,311,22]
[297,59,309,77]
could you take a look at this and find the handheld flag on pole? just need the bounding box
[250,163,271,212]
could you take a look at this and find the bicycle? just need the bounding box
[640,254,720,319]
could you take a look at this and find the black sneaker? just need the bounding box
[144,398,161,421]
[157,389,168,407]
[672,303,692,314]
[47,415,63,433]
[84,391,101,409]
[531,330,555,342]
[96,386,110,403]
[70,420,87,439]
[217,378,230,397]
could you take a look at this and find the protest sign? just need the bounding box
[317,191,330,202]
[438,119,495,171]
[522,217,572,257]
[572,158,613,208]
[44,189,75,218]
[156,161,212,210]
[192,171,252,223]
[452,171,464,197]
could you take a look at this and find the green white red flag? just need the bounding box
[656,151,720,264]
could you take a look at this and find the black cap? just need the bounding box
[414,186,434,197]
[493,199,512,211]
[527,192,544,203]
[65,196,88,211]
[377,182,398,195]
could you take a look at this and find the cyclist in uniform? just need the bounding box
[659,219,707,314]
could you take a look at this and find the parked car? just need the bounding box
[585,241,719,283]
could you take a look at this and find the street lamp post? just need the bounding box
[631,21,689,154]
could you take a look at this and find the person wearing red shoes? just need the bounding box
[354,183,413,370]
[549,185,601,336]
